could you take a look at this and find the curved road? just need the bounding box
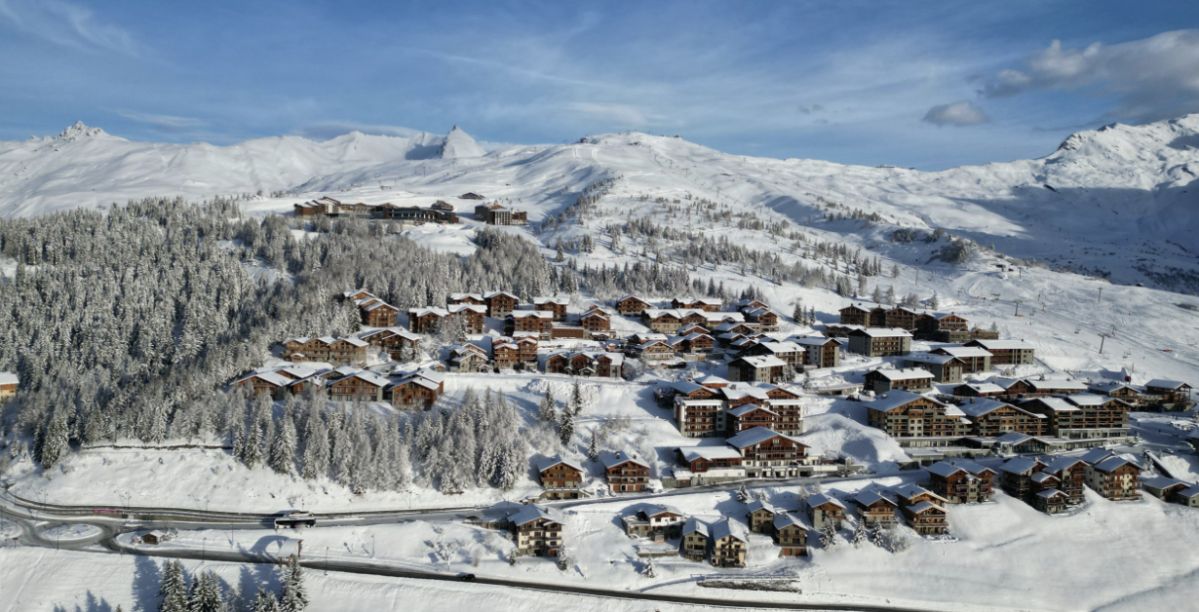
[0,475,1010,612]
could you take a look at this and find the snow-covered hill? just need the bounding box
[2,116,1198,289]
[0,122,487,216]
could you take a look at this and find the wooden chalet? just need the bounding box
[510,505,564,557]
[863,368,934,393]
[681,518,710,561]
[532,296,570,321]
[537,456,585,500]
[866,392,969,439]
[615,295,654,316]
[389,370,444,410]
[580,307,611,334]
[806,492,847,529]
[852,488,898,528]
[929,346,993,374]
[709,519,749,568]
[884,306,919,330]
[838,304,870,326]
[507,310,554,339]
[956,399,1046,437]
[745,500,779,533]
[965,339,1035,366]
[727,355,788,384]
[901,353,964,383]
[892,485,950,535]
[1082,450,1141,501]
[772,513,809,557]
[603,451,651,493]
[926,460,995,504]
[998,457,1048,501]
[1145,379,1193,405]
[327,371,388,402]
[793,336,841,369]
[846,328,912,357]
[1020,395,1130,439]
[672,297,722,312]
[1042,457,1087,505]
[726,427,809,478]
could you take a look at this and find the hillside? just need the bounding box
[0,122,486,217]
[1,116,1198,290]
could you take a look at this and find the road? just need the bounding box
[0,474,986,612]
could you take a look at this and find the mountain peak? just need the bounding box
[54,121,115,142]
[439,125,485,159]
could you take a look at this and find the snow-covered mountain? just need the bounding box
[2,116,1198,289]
[0,122,487,216]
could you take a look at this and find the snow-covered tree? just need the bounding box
[269,413,297,475]
[851,521,868,547]
[188,570,228,612]
[558,409,575,448]
[250,586,280,612]
[587,431,600,462]
[158,560,190,612]
[820,522,838,548]
[569,379,585,415]
[537,388,557,425]
[279,556,308,612]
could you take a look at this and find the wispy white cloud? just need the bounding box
[0,0,138,56]
[923,101,990,126]
[978,30,1199,122]
[115,110,205,132]
[293,121,425,141]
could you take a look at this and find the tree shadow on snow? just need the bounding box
[130,555,162,612]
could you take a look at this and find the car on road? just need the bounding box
[458,573,476,582]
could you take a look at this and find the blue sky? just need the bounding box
[2,0,1198,169]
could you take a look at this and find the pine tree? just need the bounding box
[279,556,308,612]
[885,286,896,305]
[791,301,804,323]
[537,388,557,425]
[820,522,838,548]
[871,286,883,304]
[558,409,574,448]
[300,404,330,479]
[39,408,70,469]
[891,263,900,278]
[587,431,600,462]
[188,570,228,612]
[851,521,868,547]
[569,380,585,415]
[250,586,280,612]
[270,414,297,475]
[929,292,940,310]
[158,560,190,612]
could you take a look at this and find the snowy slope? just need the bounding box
[2,116,1199,286]
[0,122,486,216]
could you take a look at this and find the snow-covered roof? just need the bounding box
[339,371,390,388]
[867,390,945,412]
[340,337,369,347]
[905,501,944,514]
[933,345,993,358]
[1065,394,1110,407]
[709,518,748,542]
[510,505,564,527]
[1088,381,1138,394]
[752,341,802,354]
[891,484,948,504]
[726,427,801,449]
[735,355,787,369]
[536,455,584,473]
[677,446,744,462]
[956,383,1005,394]
[926,461,966,478]
[1030,472,1057,485]
[792,335,836,347]
[409,307,449,318]
[956,399,1024,418]
[999,457,1043,475]
[852,327,912,338]
[448,303,487,314]
[903,353,960,366]
[682,517,709,537]
[697,374,729,386]
[1142,476,1187,490]
[807,492,846,510]
[1145,379,1190,390]
[1042,456,1086,474]
[1023,397,1078,412]
[728,404,777,418]
[602,451,650,469]
[721,384,771,402]
[235,371,291,387]
[1179,485,1199,499]
[746,500,777,515]
[1094,456,1137,474]
[449,292,484,301]
[510,310,553,319]
[1027,379,1088,391]
[853,488,896,507]
[483,291,519,300]
[870,367,934,381]
[969,339,1032,350]
[1035,489,1066,500]
[773,512,809,531]
[533,296,571,305]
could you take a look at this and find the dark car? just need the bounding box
[459,573,476,582]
